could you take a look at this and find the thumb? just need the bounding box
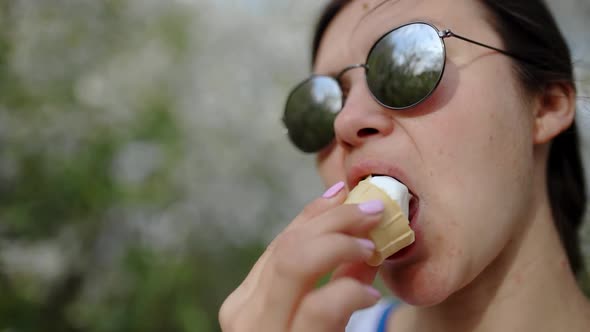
[331,262,379,285]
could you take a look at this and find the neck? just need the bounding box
[396,190,590,332]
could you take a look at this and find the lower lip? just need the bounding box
[385,203,420,261]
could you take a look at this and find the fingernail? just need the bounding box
[358,200,384,214]
[366,286,381,299]
[356,238,375,251]
[322,181,345,198]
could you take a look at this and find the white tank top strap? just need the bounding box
[345,299,399,332]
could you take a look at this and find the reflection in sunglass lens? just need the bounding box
[283,76,342,153]
[366,23,444,108]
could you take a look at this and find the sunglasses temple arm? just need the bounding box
[444,30,535,66]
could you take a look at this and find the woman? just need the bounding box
[220,0,590,331]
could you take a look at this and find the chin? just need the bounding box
[379,261,460,306]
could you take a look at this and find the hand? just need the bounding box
[219,182,383,332]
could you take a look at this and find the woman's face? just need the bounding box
[315,0,539,305]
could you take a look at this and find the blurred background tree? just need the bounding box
[0,0,588,331]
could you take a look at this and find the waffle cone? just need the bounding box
[345,178,415,266]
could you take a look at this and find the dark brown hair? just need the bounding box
[311,0,587,275]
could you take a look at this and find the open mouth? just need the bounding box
[383,195,419,261]
[408,194,419,224]
[351,172,420,262]
[369,173,418,220]
[372,175,419,261]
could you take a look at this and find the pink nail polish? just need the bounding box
[358,200,384,214]
[356,238,376,251]
[322,181,345,198]
[366,286,381,299]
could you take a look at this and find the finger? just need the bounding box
[251,233,376,328]
[286,181,348,232]
[331,262,379,285]
[271,233,375,283]
[291,278,381,332]
[307,200,384,237]
[221,181,348,318]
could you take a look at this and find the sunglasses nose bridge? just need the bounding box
[336,64,368,81]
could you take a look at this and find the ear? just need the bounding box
[533,82,576,145]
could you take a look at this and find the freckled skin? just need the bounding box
[311,1,590,330]
[315,0,537,306]
[313,0,590,312]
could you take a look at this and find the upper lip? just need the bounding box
[346,160,415,195]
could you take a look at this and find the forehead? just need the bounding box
[314,0,488,74]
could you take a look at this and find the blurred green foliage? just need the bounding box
[0,1,244,331]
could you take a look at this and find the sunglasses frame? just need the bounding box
[283,21,531,152]
[362,21,446,110]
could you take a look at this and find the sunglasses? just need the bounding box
[283,21,529,153]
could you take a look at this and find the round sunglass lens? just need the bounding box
[366,23,444,109]
[283,76,342,153]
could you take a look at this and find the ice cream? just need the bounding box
[345,176,415,266]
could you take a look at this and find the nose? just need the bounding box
[334,80,394,149]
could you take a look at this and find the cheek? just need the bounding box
[438,85,532,243]
[386,63,535,304]
[422,61,533,215]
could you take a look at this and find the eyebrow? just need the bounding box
[316,1,401,78]
[319,0,448,78]
[354,0,446,33]
[354,0,401,33]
